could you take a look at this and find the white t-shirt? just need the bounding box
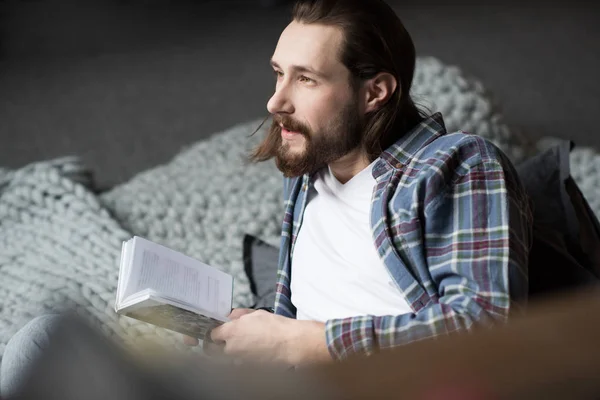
[290,162,413,322]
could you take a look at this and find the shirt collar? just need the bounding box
[373,112,446,178]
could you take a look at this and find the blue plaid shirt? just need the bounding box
[273,113,533,360]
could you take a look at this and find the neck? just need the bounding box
[328,148,371,184]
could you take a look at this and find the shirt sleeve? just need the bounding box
[324,159,533,360]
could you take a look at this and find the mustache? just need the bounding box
[272,115,310,136]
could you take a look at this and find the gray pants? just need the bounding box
[0,315,60,398]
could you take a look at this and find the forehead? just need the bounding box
[272,21,345,72]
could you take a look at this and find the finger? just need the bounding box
[183,335,199,346]
[210,325,227,342]
[228,308,253,320]
[203,339,225,356]
[228,308,243,319]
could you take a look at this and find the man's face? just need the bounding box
[266,21,364,177]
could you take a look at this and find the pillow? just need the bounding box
[243,234,279,309]
[516,140,600,297]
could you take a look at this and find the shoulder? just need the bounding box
[409,131,517,183]
[419,131,510,172]
[401,131,523,204]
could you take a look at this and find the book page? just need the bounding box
[116,239,134,308]
[124,302,224,340]
[124,237,232,317]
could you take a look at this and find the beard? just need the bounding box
[266,100,364,177]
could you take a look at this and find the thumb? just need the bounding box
[210,324,228,343]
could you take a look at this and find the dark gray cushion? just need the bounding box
[243,234,279,309]
[517,140,600,297]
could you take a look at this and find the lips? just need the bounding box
[282,127,299,134]
[281,126,301,139]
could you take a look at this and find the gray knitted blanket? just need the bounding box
[1,57,599,360]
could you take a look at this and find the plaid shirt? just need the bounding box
[273,113,533,360]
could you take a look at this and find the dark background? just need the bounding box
[1,0,599,189]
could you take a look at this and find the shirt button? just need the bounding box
[303,184,308,191]
[395,162,403,168]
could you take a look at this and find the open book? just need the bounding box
[115,236,233,340]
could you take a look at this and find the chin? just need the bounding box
[287,145,307,156]
[282,140,307,154]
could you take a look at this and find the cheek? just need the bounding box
[299,91,346,130]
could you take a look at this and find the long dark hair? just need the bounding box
[250,0,426,163]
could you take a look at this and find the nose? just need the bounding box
[267,84,294,115]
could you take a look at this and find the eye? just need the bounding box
[298,75,314,84]
[273,70,284,79]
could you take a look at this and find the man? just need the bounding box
[1,0,532,394]
[186,0,532,365]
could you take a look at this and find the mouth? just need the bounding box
[281,125,302,140]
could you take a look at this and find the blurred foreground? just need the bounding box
[10,287,600,400]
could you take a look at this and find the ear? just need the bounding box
[362,72,398,114]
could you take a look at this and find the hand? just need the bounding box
[227,308,257,320]
[210,310,331,366]
[182,308,257,346]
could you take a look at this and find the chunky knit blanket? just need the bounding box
[1,57,599,361]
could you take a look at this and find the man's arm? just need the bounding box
[325,159,533,360]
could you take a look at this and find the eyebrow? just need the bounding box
[270,59,327,79]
